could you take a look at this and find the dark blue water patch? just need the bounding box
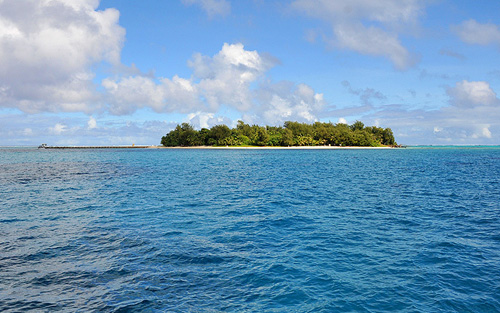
[0,148,499,312]
[0,161,142,186]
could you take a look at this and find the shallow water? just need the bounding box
[1,147,499,312]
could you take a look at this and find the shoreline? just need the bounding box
[42,145,396,150]
[151,145,395,149]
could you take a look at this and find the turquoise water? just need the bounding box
[1,147,499,312]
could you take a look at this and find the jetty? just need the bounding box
[40,145,152,149]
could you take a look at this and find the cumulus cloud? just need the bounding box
[189,42,275,111]
[0,2,324,126]
[187,111,231,129]
[447,80,500,107]
[334,23,418,70]
[337,117,348,124]
[452,20,500,46]
[472,125,492,139]
[354,80,500,144]
[251,82,325,125]
[291,0,422,70]
[102,75,201,115]
[87,116,97,129]
[181,0,230,18]
[103,43,274,114]
[103,43,325,125]
[0,0,125,113]
[49,123,68,135]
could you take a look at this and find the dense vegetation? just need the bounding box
[161,121,396,147]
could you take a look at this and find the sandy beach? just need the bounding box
[146,145,395,150]
[42,145,398,150]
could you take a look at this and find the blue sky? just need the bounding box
[1,0,500,145]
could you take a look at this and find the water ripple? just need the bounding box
[0,148,499,312]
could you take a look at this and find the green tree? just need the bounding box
[161,123,197,146]
[381,128,396,145]
[284,121,313,137]
[280,128,294,146]
[350,120,365,132]
[252,127,269,146]
[209,124,232,145]
[236,120,251,136]
[198,128,211,145]
[162,120,397,147]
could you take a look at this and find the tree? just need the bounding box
[381,128,395,145]
[198,128,211,145]
[252,127,269,146]
[280,128,294,146]
[350,120,364,132]
[161,120,397,147]
[209,125,231,145]
[284,121,313,137]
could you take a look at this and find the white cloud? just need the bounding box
[482,126,492,139]
[187,112,214,129]
[333,23,418,70]
[181,0,230,18]
[103,75,201,115]
[0,0,125,113]
[189,43,275,111]
[359,107,500,145]
[354,80,500,144]
[0,3,324,125]
[187,111,231,129]
[0,112,179,146]
[433,126,442,133]
[87,116,97,129]
[447,80,499,108]
[337,117,348,124]
[472,126,492,139]
[291,0,422,24]
[49,123,68,135]
[255,82,325,125]
[291,0,423,70]
[453,20,500,46]
[103,43,323,125]
[103,43,274,114]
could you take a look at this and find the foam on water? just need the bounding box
[0,147,499,312]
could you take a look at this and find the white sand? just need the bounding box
[147,145,394,149]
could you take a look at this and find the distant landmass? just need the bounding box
[161,121,397,147]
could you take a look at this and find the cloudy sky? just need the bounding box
[1,0,500,146]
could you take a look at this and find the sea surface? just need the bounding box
[0,147,499,312]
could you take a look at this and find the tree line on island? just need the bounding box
[161,120,397,147]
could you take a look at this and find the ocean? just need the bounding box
[1,147,499,312]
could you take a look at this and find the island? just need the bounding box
[161,121,397,147]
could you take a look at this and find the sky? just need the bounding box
[1,0,500,146]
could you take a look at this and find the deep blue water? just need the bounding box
[1,147,499,312]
